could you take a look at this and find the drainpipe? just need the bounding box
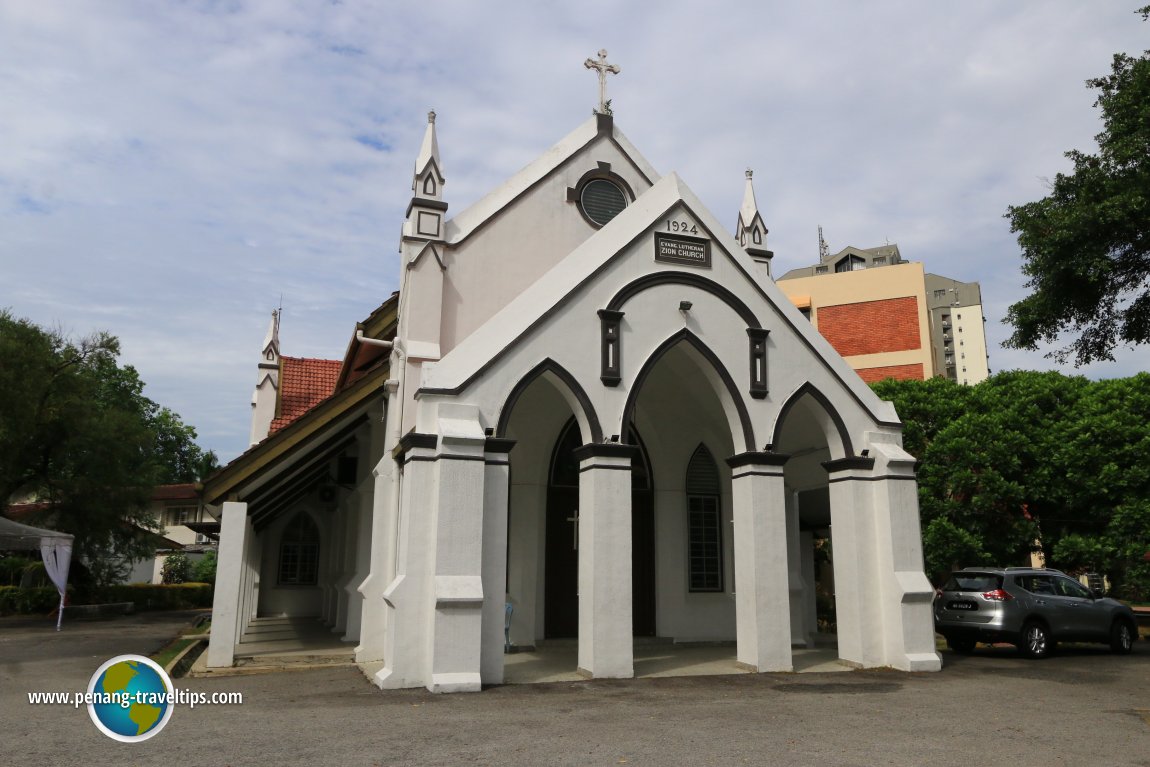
[357,329,394,349]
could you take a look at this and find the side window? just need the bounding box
[279,513,320,586]
[1018,575,1055,595]
[1054,577,1089,598]
[686,444,723,592]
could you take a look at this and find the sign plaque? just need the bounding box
[654,233,711,268]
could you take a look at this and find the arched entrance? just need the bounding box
[544,418,654,638]
[624,335,741,646]
[772,384,849,650]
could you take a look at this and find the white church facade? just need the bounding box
[205,72,941,691]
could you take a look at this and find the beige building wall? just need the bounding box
[777,262,936,382]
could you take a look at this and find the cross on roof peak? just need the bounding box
[584,49,620,115]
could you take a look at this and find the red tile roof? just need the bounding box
[152,483,198,501]
[270,356,342,434]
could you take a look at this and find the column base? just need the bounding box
[429,672,482,693]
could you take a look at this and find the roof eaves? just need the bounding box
[204,363,388,504]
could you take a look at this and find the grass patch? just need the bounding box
[152,638,195,670]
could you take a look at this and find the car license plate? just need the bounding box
[948,601,977,611]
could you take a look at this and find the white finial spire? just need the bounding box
[584,49,620,114]
[736,168,773,276]
[261,308,280,360]
[414,109,441,179]
[740,168,759,229]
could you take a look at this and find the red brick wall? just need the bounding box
[856,364,926,383]
[816,296,922,357]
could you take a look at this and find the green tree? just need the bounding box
[1004,9,1150,365]
[872,371,1150,590]
[0,310,212,584]
[191,550,218,585]
[161,552,191,584]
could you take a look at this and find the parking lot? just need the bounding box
[2,611,1148,767]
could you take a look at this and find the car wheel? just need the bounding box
[1018,621,1053,659]
[947,636,976,654]
[1110,620,1135,655]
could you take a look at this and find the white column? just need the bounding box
[785,490,807,647]
[727,452,792,672]
[207,501,250,668]
[375,433,438,690]
[333,499,356,633]
[825,456,881,667]
[575,443,634,679]
[868,441,942,672]
[357,387,399,663]
[480,437,514,685]
[425,404,487,693]
[506,481,544,647]
[799,530,817,645]
[343,478,373,642]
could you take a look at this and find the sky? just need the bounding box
[3,1,1148,463]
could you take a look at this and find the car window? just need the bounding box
[1016,575,1055,595]
[1054,577,1090,598]
[943,574,1002,592]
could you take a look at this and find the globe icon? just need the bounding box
[87,655,174,742]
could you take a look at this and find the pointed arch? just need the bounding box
[607,272,761,328]
[496,358,603,443]
[621,329,755,452]
[770,382,855,458]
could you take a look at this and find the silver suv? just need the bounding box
[934,567,1137,658]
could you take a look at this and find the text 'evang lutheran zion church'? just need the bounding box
[203,52,948,692]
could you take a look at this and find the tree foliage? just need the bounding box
[1004,12,1150,365]
[0,310,213,584]
[873,371,1150,598]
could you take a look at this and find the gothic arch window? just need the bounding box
[278,512,320,586]
[686,444,723,592]
[752,228,762,245]
[423,175,436,195]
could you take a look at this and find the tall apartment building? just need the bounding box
[777,243,989,385]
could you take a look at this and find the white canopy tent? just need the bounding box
[0,517,73,630]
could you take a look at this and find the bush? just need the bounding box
[0,556,43,587]
[161,552,191,584]
[96,583,213,610]
[0,585,63,615]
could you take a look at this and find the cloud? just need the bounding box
[2,1,1147,461]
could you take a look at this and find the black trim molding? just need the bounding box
[597,309,624,386]
[725,451,791,469]
[393,431,438,463]
[822,456,876,473]
[572,442,639,462]
[607,271,761,329]
[747,328,770,399]
[484,437,517,455]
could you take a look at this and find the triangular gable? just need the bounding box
[420,171,899,427]
[444,115,661,246]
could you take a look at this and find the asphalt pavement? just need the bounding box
[2,611,1148,767]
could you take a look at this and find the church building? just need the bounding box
[204,57,941,692]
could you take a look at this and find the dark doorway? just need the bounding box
[543,419,655,638]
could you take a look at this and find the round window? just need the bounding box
[579,179,628,226]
